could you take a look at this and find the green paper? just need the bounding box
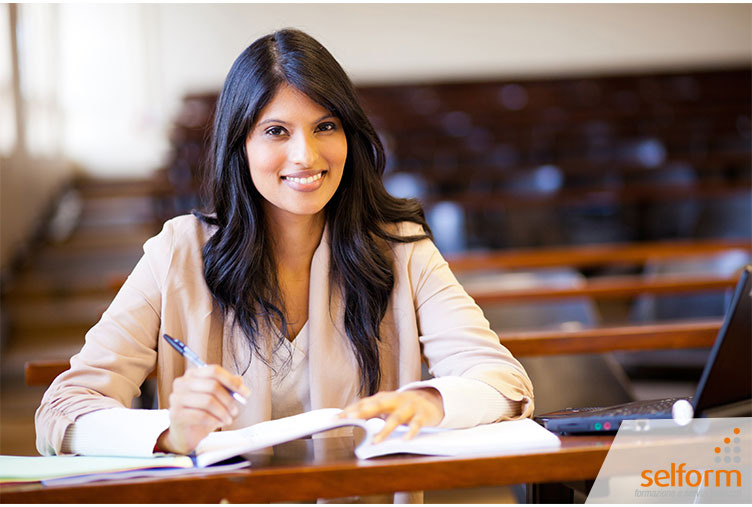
[0,454,194,483]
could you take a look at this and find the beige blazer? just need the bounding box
[36,215,533,455]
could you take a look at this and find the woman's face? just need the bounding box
[245,84,347,224]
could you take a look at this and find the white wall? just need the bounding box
[52,3,752,176]
[55,4,167,175]
[157,3,752,88]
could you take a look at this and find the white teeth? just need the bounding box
[285,172,323,184]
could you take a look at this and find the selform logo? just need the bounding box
[640,427,743,488]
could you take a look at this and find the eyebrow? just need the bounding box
[257,114,337,127]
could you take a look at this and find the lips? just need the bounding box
[280,170,327,192]
[281,171,325,184]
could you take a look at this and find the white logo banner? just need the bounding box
[586,418,751,503]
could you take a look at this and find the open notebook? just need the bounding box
[195,408,560,467]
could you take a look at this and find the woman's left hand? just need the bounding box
[340,388,444,443]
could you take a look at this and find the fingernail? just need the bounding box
[231,406,239,417]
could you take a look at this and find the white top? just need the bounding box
[270,322,311,420]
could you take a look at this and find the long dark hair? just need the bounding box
[194,29,431,396]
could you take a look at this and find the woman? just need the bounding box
[36,29,533,461]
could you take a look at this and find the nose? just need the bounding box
[288,131,318,167]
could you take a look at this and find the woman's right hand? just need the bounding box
[156,365,250,454]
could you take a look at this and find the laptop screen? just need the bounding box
[693,266,752,415]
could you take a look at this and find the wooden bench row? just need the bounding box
[447,238,750,272]
[20,237,746,386]
[468,273,738,304]
[24,319,723,386]
[7,238,746,303]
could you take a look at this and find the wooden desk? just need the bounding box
[0,435,613,503]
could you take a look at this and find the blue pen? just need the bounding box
[163,333,247,405]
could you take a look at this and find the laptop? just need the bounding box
[535,265,752,434]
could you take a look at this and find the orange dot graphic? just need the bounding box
[725,437,731,444]
[734,428,740,434]
[715,447,721,453]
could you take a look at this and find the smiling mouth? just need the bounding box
[281,171,326,184]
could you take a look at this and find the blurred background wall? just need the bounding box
[2,3,751,270]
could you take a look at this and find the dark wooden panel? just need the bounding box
[447,238,751,271]
[469,274,739,303]
[501,319,721,356]
[24,361,156,387]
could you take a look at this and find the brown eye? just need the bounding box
[265,126,287,136]
[316,122,337,132]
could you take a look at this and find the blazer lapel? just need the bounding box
[307,225,361,410]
